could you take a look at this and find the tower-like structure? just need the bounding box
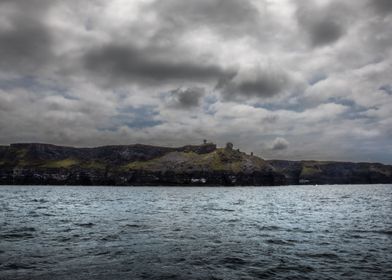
[225,142,233,150]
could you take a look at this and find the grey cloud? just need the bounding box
[0,21,52,70]
[296,1,350,47]
[0,1,391,164]
[151,0,261,39]
[83,44,235,86]
[0,0,54,72]
[237,78,288,97]
[0,0,53,15]
[165,87,205,109]
[217,66,290,100]
[356,18,392,57]
[379,85,392,95]
[271,137,289,150]
[307,20,343,47]
[0,87,117,146]
[370,0,392,15]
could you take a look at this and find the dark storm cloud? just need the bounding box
[83,44,235,86]
[370,0,392,15]
[151,0,260,39]
[166,87,205,109]
[296,1,349,47]
[237,78,288,97]
[307,20,343,47]
[217,68,290,100]
[0,0,54,72]
[0,21,52,70]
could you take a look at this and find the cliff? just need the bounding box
[0,143,391,186]
[268,160,392,185]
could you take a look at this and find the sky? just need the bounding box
[0,0,391,163]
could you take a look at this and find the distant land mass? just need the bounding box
[0,142,391,186]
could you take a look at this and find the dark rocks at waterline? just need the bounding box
[0,168,283,186]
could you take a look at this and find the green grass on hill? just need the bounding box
[41,159,79,168]
[300,165,321,176]
[123,148,268,173]
[80,161,107,170]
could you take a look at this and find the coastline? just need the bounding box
[1,143,391,186]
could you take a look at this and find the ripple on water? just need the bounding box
[101,234,120,241]
[74,222,95,228]
[296,252,341,260]
[4,263,35,270]
[207,207,235,212]
[122,224,143,228]
[0,184,391,280]
[255,225,282,231]
[220,256,248,265]
[350,230,392,236]
[1,227,36,239]
[266,239,295,245]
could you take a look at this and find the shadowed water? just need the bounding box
[0,185,391,280]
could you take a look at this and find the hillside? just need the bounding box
[268,160,392,185]
[0,143,391,186]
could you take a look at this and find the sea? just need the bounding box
[0,184,391,280]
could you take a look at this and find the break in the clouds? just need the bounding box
[0,0,391,163]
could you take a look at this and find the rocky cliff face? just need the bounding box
[0,143,391,186]
[267,160,392,185]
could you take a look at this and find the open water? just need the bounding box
[0,184,391,279]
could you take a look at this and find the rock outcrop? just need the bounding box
[267,160,392,185]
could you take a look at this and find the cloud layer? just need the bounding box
[0,0,391,163]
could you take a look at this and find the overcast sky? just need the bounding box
[0,0,391,163]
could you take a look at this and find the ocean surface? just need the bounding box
[0,185,391,280]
